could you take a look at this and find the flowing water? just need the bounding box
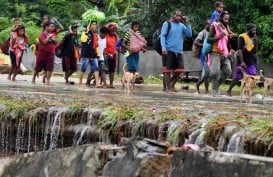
[227,131,245,153]
[1,76,273,157]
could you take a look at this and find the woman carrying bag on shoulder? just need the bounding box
[122,21,147,74]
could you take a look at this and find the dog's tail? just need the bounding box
[260,69,265,79]
[238,67,247,76]
[123,63,128,73]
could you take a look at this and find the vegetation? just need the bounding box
[0,0,272,61]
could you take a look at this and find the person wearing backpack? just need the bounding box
[61,23,79,85]
[226,23,258,96]
[194,20,211,94]
[160,10,192,92]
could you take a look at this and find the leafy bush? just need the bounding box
[0,17,9,31]
[25,26,41,44]
[0,27,11,43]
[255,14,273,63]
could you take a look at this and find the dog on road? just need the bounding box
[238,67,260,103]
[121,63,140,93]
[260,70,273,100]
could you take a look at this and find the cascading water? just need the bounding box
[157,122,169,142]
[217,135,226,152]
[76,126,89,145]
[185,123,207,146]
[49,108,69,150]
[185,129,202,144]
[15,119,25,155]
[43,107,56,151]
[0,123,6,155]
[167,120,182,146]
[227,131,245,153]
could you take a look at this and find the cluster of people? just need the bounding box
[190,1,258,96]
[5,15,146,88]
[4,1,259,97]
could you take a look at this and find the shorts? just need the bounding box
[35,55,54,72]
[126,53,139,72]
[162,51,184,73]
[80,58,99,73]
[234,64,256,81]
[201,62,210,78]
[62,57,77,72]
[105,54,116,73]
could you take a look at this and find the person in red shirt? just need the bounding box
[32,22,56,85]
[105,23,118,88]
[8,25,28,81]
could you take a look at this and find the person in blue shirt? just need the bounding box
[210,1,224,23]
[160,10,192,92]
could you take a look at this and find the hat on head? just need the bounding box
[106,22,118,31]
[246,23,256,31]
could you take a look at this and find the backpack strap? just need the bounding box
[166,21,171,37]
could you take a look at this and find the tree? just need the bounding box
[0,0,272,62]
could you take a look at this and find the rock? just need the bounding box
[1,140,273,177]
[0,64,25,74]
[0,64,10,74]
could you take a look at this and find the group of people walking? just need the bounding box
[184,1,257,96]
[4,1,259,97]
[5,15,146,89]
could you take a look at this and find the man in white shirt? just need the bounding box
[97,27,109,87]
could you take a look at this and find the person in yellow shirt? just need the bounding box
[226,23,258,96]
[79,21,102,88]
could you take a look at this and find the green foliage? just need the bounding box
[255,14,273,62]
[224,0,273,62]
[25,26,41,44]
[0,27,11,43]
[0,0,272,62]
[0,96,38,120]
[0,17,10,31]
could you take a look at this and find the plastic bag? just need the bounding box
[129,30,147,54]
[202,37,212,55]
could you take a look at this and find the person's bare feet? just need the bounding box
[95,85,103,88]
[45,82,52,86]
[32,77,36,84]
[169,87,178,92]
